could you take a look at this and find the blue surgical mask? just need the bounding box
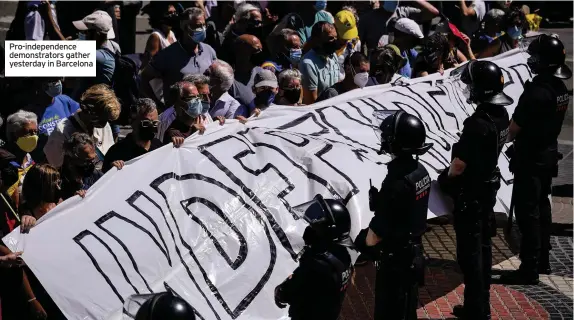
[185,98,204,117]
[507,26,522,40]
[289,48,302,65]
[383,0,399,12]
[77,33,87,40]
[190,27,206,43]
[45,80,62,98]
[314,0,327,11]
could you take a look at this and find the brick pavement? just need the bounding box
[340,202,574,320]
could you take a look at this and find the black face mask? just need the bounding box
[77,162,96,177]
[138,125,157,141]
[320,40,339,56]
[281,87,301,104]
[250,50,266,66]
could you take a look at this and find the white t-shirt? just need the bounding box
[461,0,486,36]
[44,114,115,168]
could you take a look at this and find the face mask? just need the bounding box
[78,33,87,40]
[250,50,266,66]
[45,80,62,98]
[321,41,339,56]
[288,48,302,65]
[185,98,204,117]
[190,27,207,43]
[383,0,399,12]
[138,126,157,141]
[314,0,327,11]
[507,26,522,40]
[16,135,38,153]
[354,72,369,88]
[282,87,301,104]
[78,162,96,177]
[254,90,276,106]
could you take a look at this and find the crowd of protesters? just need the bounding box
[0,0,553,319]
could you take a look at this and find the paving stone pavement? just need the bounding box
[340,213,573,320]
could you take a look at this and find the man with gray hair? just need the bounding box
[205,60,242,119]
[102,98,163,173]
[276,68,303,106]
[220,3,263,64]
[140,7,217,110]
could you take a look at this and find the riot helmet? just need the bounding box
[455,60,514,106]
[293,194,354,248]
[124,292,196,320]
[525,34,572,79]
[373,110,433,156]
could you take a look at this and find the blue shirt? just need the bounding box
[398,49,418,79]
[36,95,80,137]
[95,48,116,85]
[300,49,340,97]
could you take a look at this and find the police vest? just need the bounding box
[403,163,431,240]
[515,77,569,167]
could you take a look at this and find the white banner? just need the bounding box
[4,49,531,320]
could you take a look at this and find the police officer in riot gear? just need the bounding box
[439,60,512,319]
[354,111,433,320]
[501,34,572,284]
[274,194,354,320]
[124,291,196,320]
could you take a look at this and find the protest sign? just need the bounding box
[3,49,532,320]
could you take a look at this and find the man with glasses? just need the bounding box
[102,99,163,173]
[140,7,217,110]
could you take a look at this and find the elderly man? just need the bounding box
[103,98,163,173]
[205,60,242,120]
[157,75,224,142]
[300,22,340,104]
[140,7,217,110]
[220,3,263,64]
[229,34,266,106]
[44,84,120,169]
[269,28,303,70]
[276,69,303,106]
[236,69,279,123]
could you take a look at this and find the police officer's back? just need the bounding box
[274,195,354,320]
[439,60,512,320]
[502,34,572,284]
[355,111,433,320]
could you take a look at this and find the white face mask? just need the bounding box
[354,72,369,88]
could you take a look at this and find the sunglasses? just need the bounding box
[140,120,160,128]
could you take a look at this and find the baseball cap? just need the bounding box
[261,61,283,73]
[254,69,278,88]
[334,10,358,41]
[393,18,424,39]
[73,10,115,39]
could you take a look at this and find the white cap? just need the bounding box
[73,10,115,39]
[393,18,424,39]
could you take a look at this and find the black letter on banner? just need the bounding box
[181,197,248,269]
[73,230,140,303]
[151,173,277,319]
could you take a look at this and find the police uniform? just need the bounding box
[510,66,570,279]
[451,103,509,318]
[275,245,352,320]
[355,110,433,320]
[369,156,430,319]
[275,195,355,320]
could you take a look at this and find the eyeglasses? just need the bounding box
[140,120,159,128]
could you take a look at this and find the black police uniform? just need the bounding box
[275,244,352,320]
[510,72,570,279]
[450,102,509,318]
[369,156,430,319]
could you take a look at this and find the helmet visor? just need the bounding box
[292,194,331,224]
[372,110,398,143]
[123,293,156,320]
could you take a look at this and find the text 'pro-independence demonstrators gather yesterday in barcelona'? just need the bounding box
[0,1,572,320]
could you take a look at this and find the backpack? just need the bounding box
[108,51,141,125]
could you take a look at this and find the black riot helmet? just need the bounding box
[373,110,433,156]
[293,194,354,248]
[124,292,196,320]
[458,60,514,106]
[526,34,572,79]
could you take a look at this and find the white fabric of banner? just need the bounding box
[3,49,532,320]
